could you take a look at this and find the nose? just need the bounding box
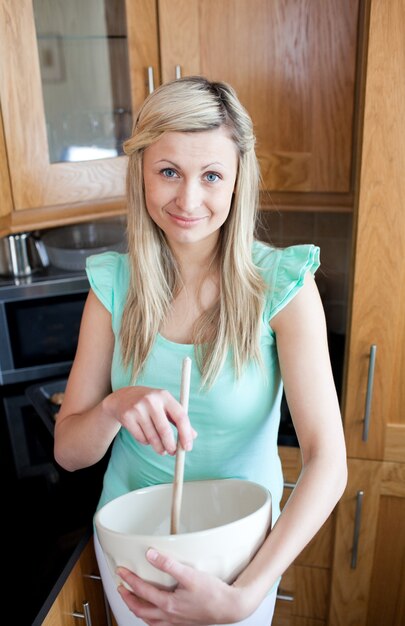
[175,179,203,213]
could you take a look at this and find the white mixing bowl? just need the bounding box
[95,478,272,589]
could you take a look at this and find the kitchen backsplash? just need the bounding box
[256,210,353,335]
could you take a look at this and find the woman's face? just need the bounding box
[143,127,238,252]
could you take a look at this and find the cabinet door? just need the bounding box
[0,0,158,213]
[80,538,111,626]
[157,0,359,194]
[42,557,85,626]
[329,459,405,626]
[42,537,110,626]
[342,0,405,462]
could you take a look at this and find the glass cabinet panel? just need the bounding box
[33,0,133,163]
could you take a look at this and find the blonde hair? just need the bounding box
[121,76,266,386]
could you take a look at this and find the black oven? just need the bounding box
[0,268,89,385]
[0,267,108,624]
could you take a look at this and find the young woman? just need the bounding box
[54,76,347,626]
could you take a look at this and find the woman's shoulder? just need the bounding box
[85,251,129,312]
[253,240,319,271]
[253,240,320,320]
[86,250,129,279]
[252,240,278,268]
[86,250,128,270]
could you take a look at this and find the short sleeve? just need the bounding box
[85,251,123,314]
[267,244,320,321]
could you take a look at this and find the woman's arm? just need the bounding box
[54,290,195,472]
[54,290,118,470]
[231,271,348,607]
[115,272,347,624]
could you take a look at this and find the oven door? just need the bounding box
[1,378,108,624]
[0,288,88,385]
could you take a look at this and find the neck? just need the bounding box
[169,236,220,284]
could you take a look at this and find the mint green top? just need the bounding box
[86,241,320,530]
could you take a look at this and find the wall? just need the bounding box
[256,210,353,336]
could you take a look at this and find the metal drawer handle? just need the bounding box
[83,574,113,626]
[175,64,182,79]
[283,481,296,490]
[351,490,364,569]
[362,344,377,441]
[276,590,294,602]
[147,66,155,94]
[71,601,92,625]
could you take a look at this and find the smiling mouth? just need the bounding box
[168,213,208,225]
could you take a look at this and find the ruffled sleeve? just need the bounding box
[264,244,320,321]
[85,251,124,314]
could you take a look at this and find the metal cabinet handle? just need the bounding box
[83,574,113,626]
[283,481,296,490]
[175,64,182,79]
[362,344,377,441]
[147,66,155,94]
[276,590,294,602]
[351,490,364,569]
[71,601,92,625]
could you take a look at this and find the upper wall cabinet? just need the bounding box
[157,0,360,194]
[0,0,158,225]
[0,0,361,233]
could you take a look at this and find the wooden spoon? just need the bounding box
[170,356,192,534]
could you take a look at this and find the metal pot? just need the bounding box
[0,232,49,277]
[41,219,126,270]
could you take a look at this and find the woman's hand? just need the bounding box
[116,549,253,625]
[103,386,197,456]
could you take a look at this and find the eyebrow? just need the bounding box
[154,159,225,170]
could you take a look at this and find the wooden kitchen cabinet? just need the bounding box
[42,536,111,626]
[339,0,405,465]
[328,459,405,626]
[328,0,405,624]
[157,0,360,196]
[0,0,158,231]
[0,0,361,235]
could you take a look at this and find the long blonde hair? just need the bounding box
[121,76,266,386]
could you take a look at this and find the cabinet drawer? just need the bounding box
[273,602,327,626]
[42,538,110,626]
[275,564,330,623]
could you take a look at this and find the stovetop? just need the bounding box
[0,265,87,292]
[0,266,89,309]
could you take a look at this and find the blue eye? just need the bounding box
[161,168,177,178]
[206,172,219,182]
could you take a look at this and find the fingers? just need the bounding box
[120,388,197,456]
[117,587,168,625]
[136,395,177,455]
[163,392,196,452]
[146,548,196,589]
[117,567,176,621]
[117,553,235,624]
